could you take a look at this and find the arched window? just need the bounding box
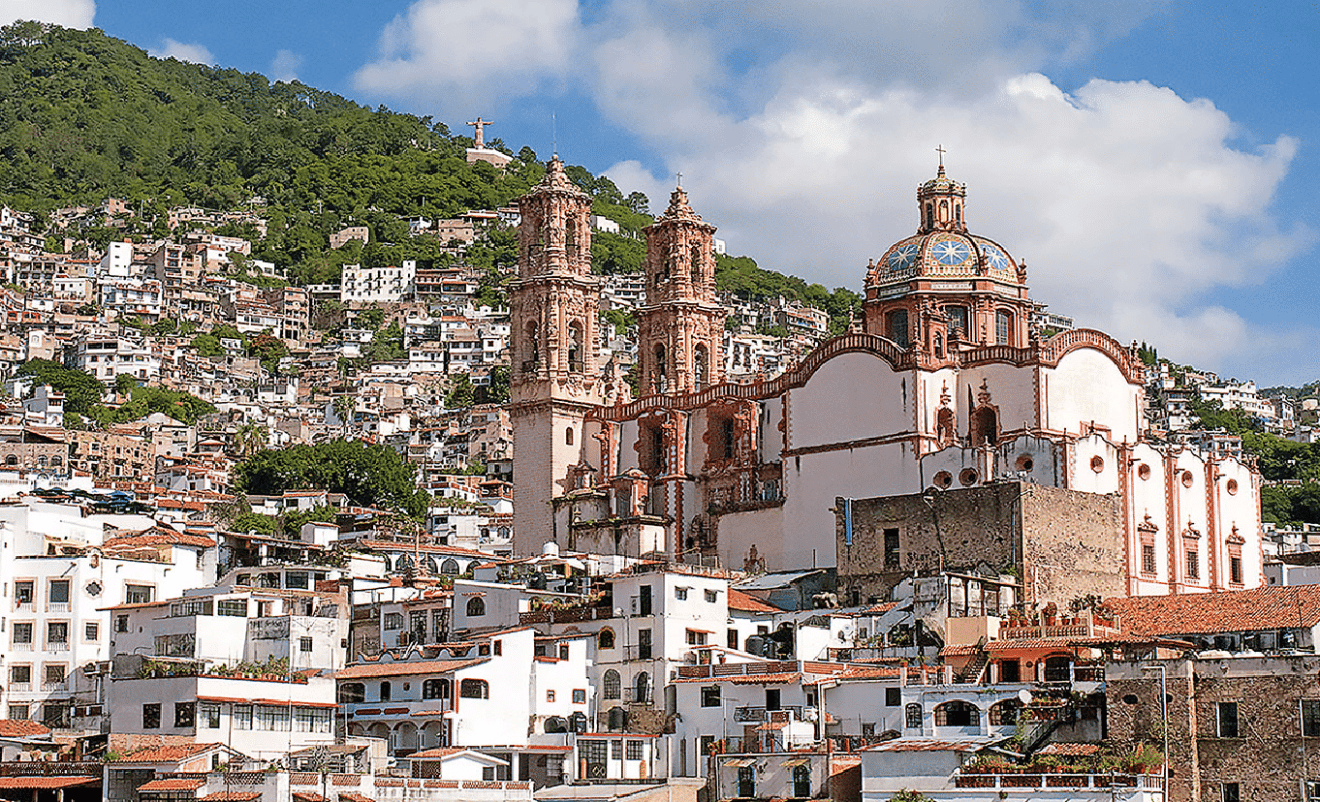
[988,699,1021,726]
[934,700,980,727]
[947,306,968,334]
[905,703,922,729]
[466,597,486,617]
[525,322,539,371]
[5,455,16,466]
[460,679,489,699]
[37,455,47,467]
[422,679,450,700]
[440,559,459,575]
[693,345,708,389]
[567,322,583,370]
[603,669,621,699]
[634,672,651,703]
[379,681,392,701]
[996,310,1013,346]
[339,683,365,703]
[970,405,998,448]
[653,345,667,393]
[566,217,578,255]
[565,426,575,446]
[886,310,909,349]
[955,203,962,222]
[690,245,703,280]
[939,199,949,222]
[607,706,628,731]
[544,716,567,733]
[934,332,944,358]
[792,764,811,798]
[51,456,62,467]
[925,204,934,229]
[598,629,616,650]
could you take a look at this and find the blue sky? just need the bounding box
[11,0,1320,385]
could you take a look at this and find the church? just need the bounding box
[509,157,1263,599]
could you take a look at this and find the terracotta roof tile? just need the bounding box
[728,589,780,614]
[0,719,50,737]
[0,777,98,789]
[116,742,220,763]
[1105,586,1320,637]
[139,778,207,791]
[201,794,262,802]
[336,658,485,680]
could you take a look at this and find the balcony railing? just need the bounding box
[41,681,66,692]
[953,773,1164,792]
[46,641,69,652]
[11,642,32,651]
[13,601,32,612]
[9,683,31,692]
[734,705,804,723]
[46,603,69,613]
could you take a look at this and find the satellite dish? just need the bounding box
[1017,689,1032,704]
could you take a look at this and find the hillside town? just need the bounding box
[0,152,1316,802]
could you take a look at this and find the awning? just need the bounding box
[781,758,811,768]
[722,758,757,768]
[0,777,100,789]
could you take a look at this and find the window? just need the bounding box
[339,683,366,703]
[885,687,900,707]
[217,599,247,617]
[1142,544,1157,575]
[947,305,967,334]
[124,584,153,604]
[639,585,653,616]
[765,689,781,711]
[199,704,220,728]
[48,579,70,605]
[935,700,980,727]
[1230,556,1243,585]
[8,705,28,720]
[637,628,652,660]
[1187,550,1200,580]
[10,665,30,684]
[174,702,195,728]
[286,572,309,590]
[905,703,923,729]
[44,664,64,686]
[996,310,1012,345]
[547,690,556,703]
[47,622,68,645]
[1217,702,1239,737]
[626,740,645,760]
[467,597,486,617]
[573,688,586,704]
[1221,782,1239,802]
[675,587,689,601]
[14,580,33,605]
[379,682,391,701]
[299,636,313,652]
[1303,700,1320,737]
[143,703,161,729]
[883,528,900,569]
[234,705,252,730]
[611,740,623,759]
[701,685,721,707]
[886,309,909,348]
[116,614,129,632]
[559,644,570,660]
[422,679,450,700]
[460,679,490,699]
[603,670,621,700]
[705,589,718,603]
[383,612,404,630]
[12,622,32,645]
[598,629,615,649]
[686,629,708,646]
[296,708,332,733]
[256,706,291,731]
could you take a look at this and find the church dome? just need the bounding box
[865,164,1022,288]
[869,231,1020,285]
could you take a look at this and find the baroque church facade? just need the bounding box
[510,158,1263,597]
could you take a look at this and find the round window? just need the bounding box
[1137,464,1151,481]
[932,471,953,490]
[959,468,978,486]
[1015,455,1034,472]
[1090,456,1104,473]
[1181,470,1194,488]
[1226,478,1239,495]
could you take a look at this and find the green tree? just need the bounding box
[235,440,429,518]
[474,365,510,405]
[446,374,474,409]
[235,422,269,457]
[15,359,103,414]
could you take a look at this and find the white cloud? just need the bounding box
[353,0,580,117]
[271,49,303,83]
[352,0,1309,379]
[151,38,214,65]
[0,0,94,28]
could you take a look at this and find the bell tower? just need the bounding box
[637,185,727,395]
[510,156,604,555]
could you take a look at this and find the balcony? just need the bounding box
[41,681,67,692]
[733,705,804,723]
[11,642,32,652]
[9,683,31,693]
[46,641,69,652]
[13,601,32,613]
[46,603,69,613]
[953,773,1164,793]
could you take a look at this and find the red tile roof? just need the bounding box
[864,739,987,753]
[104,529,215,549]
[728,589,780,614]
[336,658,485,679]
[0,777,99,789]
[0,719,50,737]
[1105,586,1320,637]
[201,794,262,802]
[1039,742,1101,756]
[409,747,465,759]
[674,672,803,685]
[115,742,220,763]
[292,793,328,802]
[139,778,207,791]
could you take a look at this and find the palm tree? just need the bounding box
[235,422,268,457]
[332,394,355,435]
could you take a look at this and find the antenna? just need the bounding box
[552,112,558,159]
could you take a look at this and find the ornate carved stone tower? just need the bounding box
[637,186,727,395]
[510,157,604,554]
